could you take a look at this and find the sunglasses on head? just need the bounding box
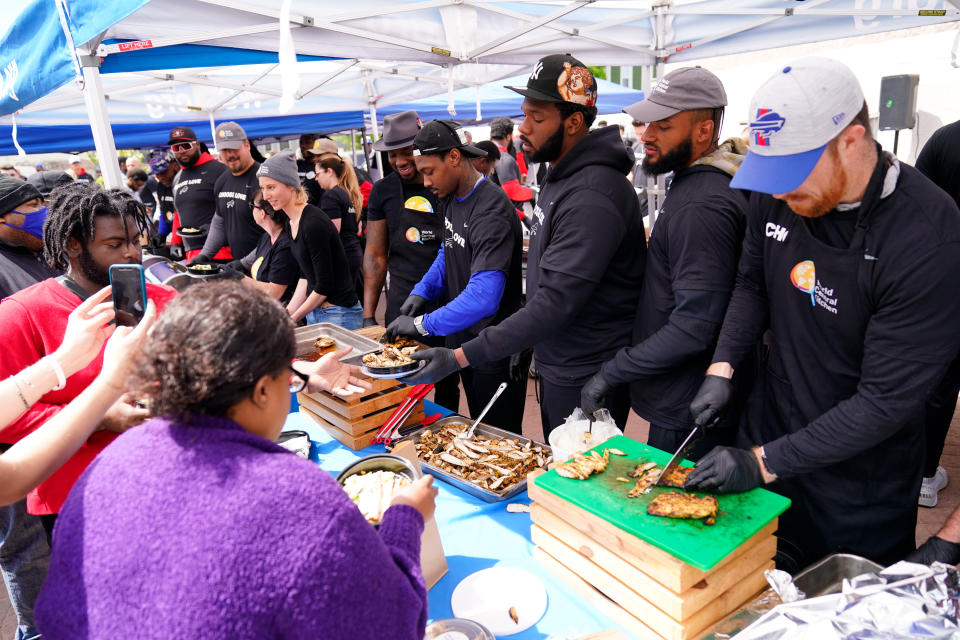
[170,141,196,153]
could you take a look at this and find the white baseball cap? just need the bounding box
[731,57,865,194]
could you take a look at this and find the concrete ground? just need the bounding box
[0,378,953,636]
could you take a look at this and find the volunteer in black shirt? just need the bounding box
[193,122,264,265]
[146,151,178,241]
[240,191,299,305]
[385,120,525,432]
[361,110,460,411]
[406,55,647,438]
[257,150,360,329]
[581,67,748,459]
[168,126,229,261]
[685,57,960,571]
[314,150,364,280]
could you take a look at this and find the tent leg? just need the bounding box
[350,128,357,165]
[209,113,218,155]
[81,60,123,189]
[369,103,383,182]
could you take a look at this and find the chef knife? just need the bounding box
[655,425,702,487]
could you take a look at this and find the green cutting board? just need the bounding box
[534,435,791,572]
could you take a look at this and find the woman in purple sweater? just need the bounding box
[35,282,437,639]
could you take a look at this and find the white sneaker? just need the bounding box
[919,465,949,508]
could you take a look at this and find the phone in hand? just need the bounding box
[109,264,147,327]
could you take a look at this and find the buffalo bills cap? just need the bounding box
[731,57,865,194]
[622,66,727,123]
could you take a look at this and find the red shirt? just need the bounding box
[0,278,178,514]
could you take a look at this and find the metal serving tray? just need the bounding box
[293,323,381,362]
[387,415,552,503]
[792,553,883,597]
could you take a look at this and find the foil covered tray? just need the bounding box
[387,415,552,503]
[293,323,381,362]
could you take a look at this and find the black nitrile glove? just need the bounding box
[189,253,213,266]
[685,446,762,494]
[580,372,613,418]
[508,349,532,385]
[689,374,734,428]
[399,294,427,317]
[362,317,379,328]
[385,315,419,342]
[226,259,247,276]
[219,263,245,280]
[169,243,185,261]
[905,536,960,566]
[404,348,461,385]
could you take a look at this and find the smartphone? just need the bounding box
[109,264,147,327]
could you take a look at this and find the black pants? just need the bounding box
[924,353,960,477]
[646,422,736,461]
[458,353,529,435]
[537,376,630,441]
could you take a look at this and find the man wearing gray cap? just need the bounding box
[581,66,749,460]
[192,121,264,266]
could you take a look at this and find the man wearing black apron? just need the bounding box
[685,57,960,572]
[361,111,459,410]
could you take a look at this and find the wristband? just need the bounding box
[45,355,67,391]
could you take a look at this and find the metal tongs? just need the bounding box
[459,382,508,439]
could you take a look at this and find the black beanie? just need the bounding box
[0,174,42,216]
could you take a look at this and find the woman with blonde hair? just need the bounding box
[256,149,361,328]
[315,151,364,284]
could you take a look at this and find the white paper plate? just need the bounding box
[450,567,547,636]
[360,361,426,379]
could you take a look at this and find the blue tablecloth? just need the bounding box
[286,399,633,639]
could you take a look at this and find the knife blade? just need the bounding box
[655,425,702,487]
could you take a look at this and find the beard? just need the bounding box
[642,138,694,175]
[524,124,565,164]
[783,146,846,218]
[78,245,112,287]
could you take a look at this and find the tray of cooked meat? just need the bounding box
[293,323,381,363]
[387,416,553,502]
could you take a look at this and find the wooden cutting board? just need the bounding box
[533,435,790,571]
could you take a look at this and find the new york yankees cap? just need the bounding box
[506,53,597,107]
[731,57,865,194]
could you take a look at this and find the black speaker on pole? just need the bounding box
[878,74,919,131]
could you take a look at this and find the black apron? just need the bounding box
[742,156,920,572]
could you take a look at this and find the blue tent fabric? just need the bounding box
[99,40,338,74]
[380,74,643,123]
[0,0,149,116]
[0,111,364,155]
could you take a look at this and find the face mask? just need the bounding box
[4,206,48,239]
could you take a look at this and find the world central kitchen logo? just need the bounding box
[790,260,838,315]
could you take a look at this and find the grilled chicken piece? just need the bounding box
[647,492,718,525]
[658,465,695,488]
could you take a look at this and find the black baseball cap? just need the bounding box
[507,53,597,107]
[168,126,198,144]
[412,120,486,158]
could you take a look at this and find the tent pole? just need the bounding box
[350,128,357,165]
[369,102,383,181]
[209,113,218,155]
[79,57,123,189]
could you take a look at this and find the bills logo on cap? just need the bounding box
[750,108,786,147]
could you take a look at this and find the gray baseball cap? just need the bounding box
[214,121,247,149]
[623,66,727,123]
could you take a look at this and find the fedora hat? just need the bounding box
[373,111,422,152]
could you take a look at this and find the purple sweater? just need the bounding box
[35,415,428,639]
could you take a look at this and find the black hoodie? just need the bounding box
[461,125,647,384]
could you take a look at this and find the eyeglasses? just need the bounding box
[288,366,310,394]
[170,141,196,153]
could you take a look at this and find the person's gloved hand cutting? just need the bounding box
[384,315,418,342]
[580,372,613,417]
[684,446,763,493]
[689,374,734,428]
[399,294,427,318]
[906,536,960,566]
[403,348,461,385]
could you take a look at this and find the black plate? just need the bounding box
[360,355,421,375]
[186,263,222,275]
[178,227,205,237]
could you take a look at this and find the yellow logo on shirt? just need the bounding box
[790,260,838,315]
[251,256,264,280]
[404,196,433,213]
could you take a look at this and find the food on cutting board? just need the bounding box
[415,423,551,493]
[555,449,611,480]
[341,470,411,525]
[647,492,718,525]
[362,345,418,368]
[627,462,661,497]
[659,465,695,489]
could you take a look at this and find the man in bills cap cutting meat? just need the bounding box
[684,57,960,571]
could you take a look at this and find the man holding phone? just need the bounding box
[0,183,177,529]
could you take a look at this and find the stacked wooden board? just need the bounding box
[296,325,423,450]
[528,435,791,640]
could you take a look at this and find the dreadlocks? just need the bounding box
[43,182,151,271]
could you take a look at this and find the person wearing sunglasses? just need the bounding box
[34,282,432,640]
[167,126,229,262]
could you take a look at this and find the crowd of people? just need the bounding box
[0,49,959,637]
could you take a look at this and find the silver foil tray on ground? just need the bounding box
[387,415,552,503]
[293,323,381,362]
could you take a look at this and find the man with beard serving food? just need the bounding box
[384,120,525,432]
[404,54,646,437]
[580,67,748,460]
[683,57,960,572]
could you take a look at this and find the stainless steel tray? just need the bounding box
[293,323,381,362]
[387,415,552,503]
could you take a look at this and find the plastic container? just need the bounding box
[424,618,495,640]
[548,417,622,463]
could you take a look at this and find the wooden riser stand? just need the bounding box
[527,471,775,640]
